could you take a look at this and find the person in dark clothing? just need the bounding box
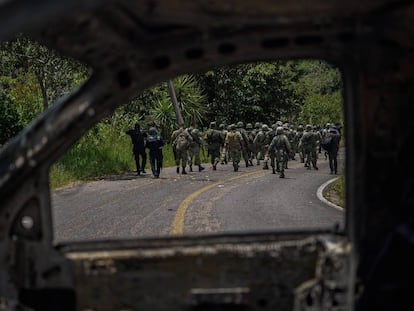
[126,123,147,175]
[145,127,164,178]
[325,126,341,174]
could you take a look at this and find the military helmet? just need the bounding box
[219,123,225,130]
[210,121,217,128]
[149,127,157,135]
[297,125,304,131]
[192,128,199,135]
[246,123,253,129]
[276,126,284,135]
[255,122,261,128]
[306,124,312,130]
[230,124,236,130]
[276,120,283,126]
[262,124,269,131]
[272,124,277,130]
[236,121,244,128]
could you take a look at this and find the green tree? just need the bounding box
[290,60,343,126]
[197,61,297,125]
[0,92,23,145]
[0,36,88,112]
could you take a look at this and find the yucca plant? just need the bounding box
[150,97,176,139]
[172,75,207,127]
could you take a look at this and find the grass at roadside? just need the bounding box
[50,131,177,189]
[323,171,346,208]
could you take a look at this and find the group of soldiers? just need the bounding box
[171,121,342,178]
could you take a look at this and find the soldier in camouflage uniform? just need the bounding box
[267,124,278,173]
[225,124,243,172]
[245,123,256,166]
[187,127,205,172]
[205,121,224,170]
[282,123,293,169]
[314,125,323,157]
[256,124,271,169]
[219,123,228,165]
[321,123,331,160]
[252,122,262,165]
[299,124,319,170]
[236,121,250,167]
[295,124,305,163]
[269,126,292,178]
[171,124,193,174]
[286,123,296,160]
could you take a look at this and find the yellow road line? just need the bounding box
[170,170,265,235]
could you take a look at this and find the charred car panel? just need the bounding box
[1,0,414,310]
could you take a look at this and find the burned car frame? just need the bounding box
[1,0,414,310]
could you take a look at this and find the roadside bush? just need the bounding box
[0,93,23,145]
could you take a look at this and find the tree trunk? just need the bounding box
[167,80,184,126]
[35,71,48,110]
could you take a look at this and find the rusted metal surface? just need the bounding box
[0,0,414,310]
[66,236,323,311]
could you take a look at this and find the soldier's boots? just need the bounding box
[182,167,187,175]
[263,163,269,170]
[245,160,249,168]
[280,173,285,178]
[249,159,253,166]
[272,168,276,174]
[176,167,180,174]
[233,163,239,172]
[213,159,219,170]
[142,169,146,174]
[199,165,205,172]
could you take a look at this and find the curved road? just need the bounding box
[51,151,344,244]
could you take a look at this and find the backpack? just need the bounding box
[207,129,222,145]
[321,134,333,151]
[175,132,189,151]
[226,132,240,149]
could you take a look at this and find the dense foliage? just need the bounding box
[0,36,89,114]
[0,93,23,145]
[198,62,297,125]
[0,36,344,187]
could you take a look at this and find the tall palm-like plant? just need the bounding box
[172,75,207,127]
[149,74,208,140]
[150,97,176,139]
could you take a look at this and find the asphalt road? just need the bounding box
[51,151,344,244]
